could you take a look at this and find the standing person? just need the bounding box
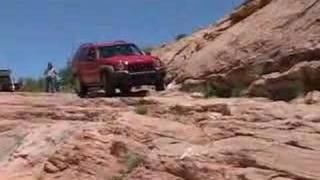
[44,62,57,93]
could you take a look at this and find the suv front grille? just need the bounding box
[128,63,154,72]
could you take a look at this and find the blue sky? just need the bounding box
[0,0,242,78]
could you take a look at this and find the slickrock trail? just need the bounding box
[0,92,319,180]
[1,0,319,179]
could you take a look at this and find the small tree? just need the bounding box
[58,61,74,92]
[175,33,187,41]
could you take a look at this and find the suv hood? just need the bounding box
[99,55,157,64]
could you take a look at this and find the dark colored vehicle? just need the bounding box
[71,41,166,97]
[0,69,17,92]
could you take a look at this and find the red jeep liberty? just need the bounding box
[71,41,166,97]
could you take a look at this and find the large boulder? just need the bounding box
[153,0,320,99]
[248,61,320,100]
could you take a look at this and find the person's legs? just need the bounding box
[50,78,56,93]
[46,77,55,93]
[45,77,51,93]
[54,77,59,92]
[51,77,56,93]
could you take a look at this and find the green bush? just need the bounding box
[202,84,218,98]
[20,77,45,92]
[231,86,248,97]
[181,83,218,98]
[175,33,188,41]
[181,82,248,98]
[271,81,305,101]
[112,152,144,179]
[58,62,74,92]
[134,105,148,115]
[124,152,144,173]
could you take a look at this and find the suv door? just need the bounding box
[78,48,100,84]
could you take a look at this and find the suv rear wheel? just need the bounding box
[102,73,115,97]
[74,76,87,98]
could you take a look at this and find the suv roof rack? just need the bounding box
[79,41,129,48]
[80,43,94,47]
[113,40,127,44]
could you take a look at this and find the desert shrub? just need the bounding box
[58,62,74,92]
[182,83,210,98]
[112,152,144,179]
[271,81,305,101]
[175,33,188,41]
[20,77,45,92]
[124,152,144,173]
[231,85,248,97]
[181,82,248,98]
[201,84,218,98]
[181,83,218,98]
[134,105,148,115]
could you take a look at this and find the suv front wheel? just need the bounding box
[102,73,115,97]
[155,79,166,91]
[74,76,87,98]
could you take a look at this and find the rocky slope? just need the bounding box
[0,92,320,180]
[153,0,320,100]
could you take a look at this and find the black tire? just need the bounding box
[120,86,131,94]
[155,80,166,91]
[74,76,87,98]
[102,73,115,97]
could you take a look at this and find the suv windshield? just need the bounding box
[99,44,143,58]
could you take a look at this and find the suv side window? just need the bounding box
[87,48,96,60]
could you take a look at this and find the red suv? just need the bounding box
[71,41,166,97]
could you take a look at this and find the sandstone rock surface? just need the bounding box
[0,92,319,180]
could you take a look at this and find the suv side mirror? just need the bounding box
[87,48,96,61]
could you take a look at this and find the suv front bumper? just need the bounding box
[114,69,166,87]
